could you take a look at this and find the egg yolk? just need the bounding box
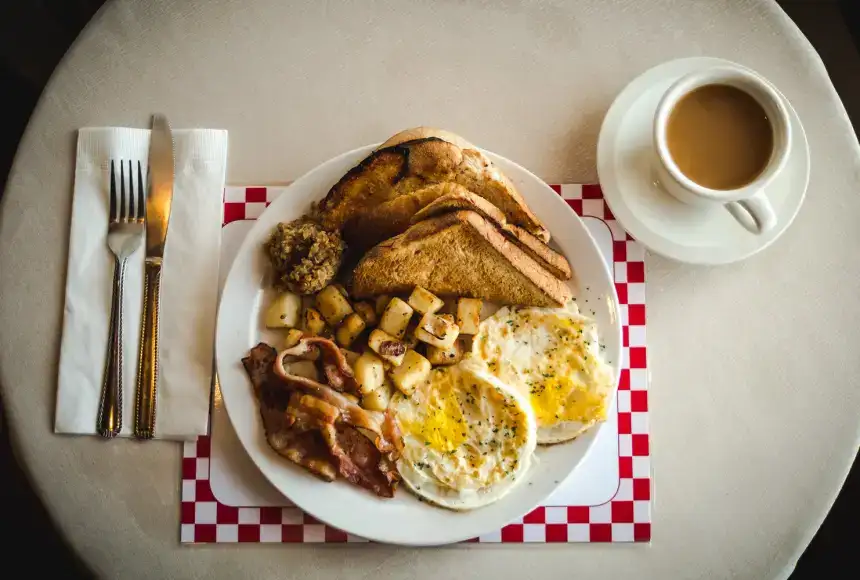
[529,373,607,425]
[405,379,467,453]
[476,310,611,427]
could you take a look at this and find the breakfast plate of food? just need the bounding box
[215,128,621,544]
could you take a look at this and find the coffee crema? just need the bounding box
[665,84,773,191]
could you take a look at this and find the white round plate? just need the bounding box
[597,57,810,265]
[215,145,621,545]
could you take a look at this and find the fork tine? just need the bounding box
[109,160,117,222]
[120,160,127,222]
[128,160,135,220]
[137,161,146,221]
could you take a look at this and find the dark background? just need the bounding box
[1,1,857,578]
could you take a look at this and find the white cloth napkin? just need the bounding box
[56,128,228,440]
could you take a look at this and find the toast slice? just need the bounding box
[411,190,572,280]
[316,128,550,246]
[351,211,573,307]
[341,182,466,251]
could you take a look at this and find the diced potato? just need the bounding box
[302,307,326,336]
[368,328,407,366]
[354,352,385,394]
[456,298,483,335]
[361,382,392,411]
[336,313,366,347]
[264,291,302,328]
[426,339,464,366]
[286,360,319,381]
[375,294,392,317]
[316,285,354,326]
[407,286,444,315]
[389,349,432,395]
[415,313,460,349]
[353,301,378,326]
[284,328,304,349]
[341,349,361,369]
[378,297,414,339]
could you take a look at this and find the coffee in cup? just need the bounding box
[653,66,792,235]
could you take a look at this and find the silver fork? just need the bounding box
[97,160,145,438]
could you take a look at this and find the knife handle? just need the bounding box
[134,259,162,439]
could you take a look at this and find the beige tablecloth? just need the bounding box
[1,0,858,578]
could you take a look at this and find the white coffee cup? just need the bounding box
[653,65,792,235]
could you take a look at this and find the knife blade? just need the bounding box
[134,114,175,439]
[144,114,174,257]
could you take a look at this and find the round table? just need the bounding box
[2,0,858,577]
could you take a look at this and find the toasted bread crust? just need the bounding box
[316,130,550,247]
[412,191,572,280]
[342,183,467,251]
[379,127,477,151]
[352,211,572,307]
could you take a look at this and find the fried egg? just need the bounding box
[472,304,615,444]
[391,360,537,510]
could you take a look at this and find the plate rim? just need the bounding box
[215,144,621,545]
[597,56,811,265]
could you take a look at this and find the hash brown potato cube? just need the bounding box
[368,328,407,366]
[361,381,392,411]
[379,297,413,339]
[316,285,354,326]
[389,349,431,395]
[283,328,304,349]
[456,298,483,335]
[336,313,366,347]
[415,313,460,349]
[426,339,464,366]
[302,307,326,336]
[264,291,302,328]
[354,351,385,394]
[407,286,444,315]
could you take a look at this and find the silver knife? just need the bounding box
[133,114,174,439]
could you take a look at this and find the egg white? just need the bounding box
[472,304,615,444]
[391,360,537,510]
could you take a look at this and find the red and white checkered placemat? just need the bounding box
[180,184,650,544]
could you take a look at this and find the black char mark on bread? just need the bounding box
[315,134,550,249]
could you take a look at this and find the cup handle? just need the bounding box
[725,191,777,235]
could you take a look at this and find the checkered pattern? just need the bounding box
[180,185,651,544]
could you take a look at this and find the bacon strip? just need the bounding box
[244,340,402,498]
[286,392,340,432]
[319,423,399,498]
[243,344,338,481]
[280,337,360,395]
[274,341,384,434]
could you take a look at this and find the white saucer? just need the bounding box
[597,57,810,265]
